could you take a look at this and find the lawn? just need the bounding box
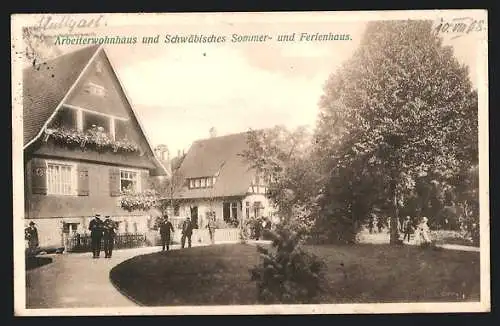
[110,243,480,306]
[431,230,477,247]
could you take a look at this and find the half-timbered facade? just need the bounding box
[169,132,275,230]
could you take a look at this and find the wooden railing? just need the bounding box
[65,233,147,252]
[65,228,242,252]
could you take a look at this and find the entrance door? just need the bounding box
[223,202,231,223]
[190,206,199,229]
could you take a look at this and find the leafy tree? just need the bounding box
[242,126,322,234]
[448,164,480,243]
[315,20,478,244]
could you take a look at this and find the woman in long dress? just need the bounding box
[417,217,431,245]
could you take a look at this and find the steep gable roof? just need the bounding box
[23,45,100,147]
[174,131,257,199]
[22,45,169,176]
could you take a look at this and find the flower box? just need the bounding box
[45,126,140,155]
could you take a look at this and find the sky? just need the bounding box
[20,13,483,158]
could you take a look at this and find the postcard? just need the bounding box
[12,10,489,316]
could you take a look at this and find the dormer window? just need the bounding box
[84,82,107,97]
[189,176,216,189]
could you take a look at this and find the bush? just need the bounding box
[249,225,327,304]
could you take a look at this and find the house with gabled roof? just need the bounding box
[23,45,169,249]
[169,131,275,230]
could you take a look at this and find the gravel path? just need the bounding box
[26,245,191,308]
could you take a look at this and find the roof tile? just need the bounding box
[174,132,256,199]
[23,45,100,146]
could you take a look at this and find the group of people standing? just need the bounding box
[25,212,233,259]
[367,214,432,245]
[88,214,118,258]
[401,216,432,245]
[157,213,218,251]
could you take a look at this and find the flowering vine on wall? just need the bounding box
[45,125,140,154]
[120,189,160,212]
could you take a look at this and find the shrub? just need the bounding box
[249,225,327,304]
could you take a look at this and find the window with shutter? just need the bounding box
[77,166,89,196]
[140,171,149,192]
[31,158,48,195]
[42,160,78,195]
[109,168,121,196]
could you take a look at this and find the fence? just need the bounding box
[180,228,240,244]
[65,228,242,252]
[65,233,147,253]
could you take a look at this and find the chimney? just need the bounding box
[209,127,217,138]
[163,147,170,161]
[155,144,169,161]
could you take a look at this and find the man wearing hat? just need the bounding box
[88,214,104,258]
[402,216,414,243]
[103,216,118,258]
[181,216,194,249]
[25,221,39,255]
[159,215,174,251]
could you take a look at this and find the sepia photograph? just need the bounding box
[11,10,489,315]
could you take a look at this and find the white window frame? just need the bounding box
[45,160,78,196]
[119,168,142,193]
[189,177,216,189]
[85,82,107,97]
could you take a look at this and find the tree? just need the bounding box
[150,169,185,215]
[315,20,478,244]
[242,126,321,235]
[449,164,480,241]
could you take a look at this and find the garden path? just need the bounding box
[26,244,193,308]
[25,240,269,309]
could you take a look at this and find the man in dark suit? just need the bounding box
[159,215,175,251]
[103,216,117,258]
[25,221,39,256]
[181,217,193,249]
[88,214,104,258]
